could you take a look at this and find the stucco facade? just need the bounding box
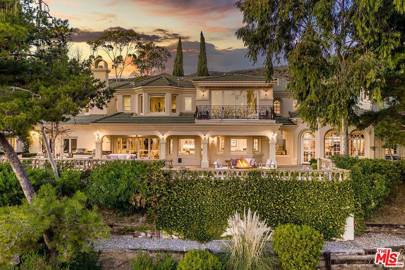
[25,63,404,167]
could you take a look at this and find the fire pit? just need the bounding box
[235,159,251,169]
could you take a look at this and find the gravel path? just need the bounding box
[94,233,405,255]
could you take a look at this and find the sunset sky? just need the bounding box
[44,0,266,75]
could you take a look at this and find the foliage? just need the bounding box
[134,42,171,76]
[236,0,404,155]
[374,119,405,153]
[172,37,184,77]
[197,32,209,76]
[86,161,165,213]
[177,250,222,270]
[222,209,272,270]
[333,156,402,219]
[157,171,354,241]
[88,27,140,81]
[131,253,176,270]
[18,253,54,270]
[272,224,324,270]
[0,185,109,266]
[0,164,88,207]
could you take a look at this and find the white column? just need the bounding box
[159,136,167,160]
[201,135,209,168]
[267,132,277,168]
[342,214,354,241]
[315,128,322,159]
[165,93,172,115]
[95,134,102,159]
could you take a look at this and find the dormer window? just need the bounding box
[273,99,281,115]
[150,95,165,113]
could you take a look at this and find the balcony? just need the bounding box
[195,105,274,120]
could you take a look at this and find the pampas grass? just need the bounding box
[222,209,273,270]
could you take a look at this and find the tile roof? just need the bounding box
[114,74,194,89]
[64,113,196,124]
[192,74,267,82]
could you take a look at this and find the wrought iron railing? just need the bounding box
[195,105,274,120]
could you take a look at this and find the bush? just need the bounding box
[131,253,177,270]
[332,156,401,218]
[86,161,165,212]
[19,253,54,270]
[0,185,109,265]
[272,224,324,270]
[177,250,222,270]
[157,171,354,241]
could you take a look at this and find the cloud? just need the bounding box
[70,27,189,43]
[163,40,266,74]
[107,0,236,18]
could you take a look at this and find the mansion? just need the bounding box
[15,61,405,168]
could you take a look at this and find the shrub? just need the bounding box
[131,253,176,270]
[0,185,109,265]
[19,253,54,270]
[131,253,154,270]
[157,171,354,241]
[56,169,88,197]
[177,250,222,270]
[272,224,324,270]
[332,156,401,218]
[222,209,272,270]
[86,161,165,212]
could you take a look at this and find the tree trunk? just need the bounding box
[40,124,59,179]
[341,117,349,156]
[0,133,35,203]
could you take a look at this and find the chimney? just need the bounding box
[92,59,110,87]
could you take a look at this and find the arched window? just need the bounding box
[324,130,341,157]
[273,99,281,115]
[350,130,365,157]
[302,131,315,163]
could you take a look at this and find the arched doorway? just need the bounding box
[301,131,315,164]
[349,130,365,157]
[324,130,341,157]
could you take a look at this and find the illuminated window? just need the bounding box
[385,146,399,160]
[171,95,177,113]
[150,96,165,112]
[253,138,260,152]
[349,131,365,157]
[184,97,193,112]
[273,99,281,115]
[324,130,341,157]
[218,137,225,153]
[179,138,195,155]
[230,138,247,152]
[302,132,315,163]
[123,95,131,112]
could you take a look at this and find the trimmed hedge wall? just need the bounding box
[332,157,403,219]
[156,171,354,241]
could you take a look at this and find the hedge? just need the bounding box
[156,171,354,241]
[332,157,403,218]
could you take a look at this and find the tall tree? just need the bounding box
[172,37,184,76]
[236,0,403,156]
[0,0,112,199]
[134,41,171,76]
[88,27,140,81]
[197,31,209,76]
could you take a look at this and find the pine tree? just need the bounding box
[172,37,184,76]
[197,31,209,76]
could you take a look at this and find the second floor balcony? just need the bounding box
[195,105,275,120]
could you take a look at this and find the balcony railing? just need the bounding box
[195,105,274,120]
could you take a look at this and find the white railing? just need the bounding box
[165,167,350,182]
[0,158,171,171]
